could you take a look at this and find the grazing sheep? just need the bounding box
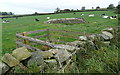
[2,20,9,23]
[102,16,109,18]
[101,13,105,16]
[46,17,50,20]
[89,14,94,17]
[35,18,39,21]
[81,13,84,16]
[108,15,117,19]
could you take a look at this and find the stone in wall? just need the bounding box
[54,49,71,63]
[40,51,54,59]
[66,41,86,47]
[27,51,44,66]
[79,36,87,41]
[102,28,114,34]
[44,59,57,68]
[102,31,113,39]
[0,61,10,74]
[12,47,32,61]
[54,44,78,52]
[1,53,19,67]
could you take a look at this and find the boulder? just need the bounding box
[1,53,19,67]
[0,61,10,74]
[27,51,44,66]
[54,44,77,52]
[12,47,32,61]
[102,31,113,39]
[79,36,87,41]
[55,49,71,63]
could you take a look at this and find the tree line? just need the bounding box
[54,4,118,13]
[0,12,14,15]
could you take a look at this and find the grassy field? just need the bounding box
[2,10,118,54]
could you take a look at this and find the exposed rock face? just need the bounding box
[12,47,32,61]
[0,62,10,74]
[44,18,86,24]
[1,53,19,67]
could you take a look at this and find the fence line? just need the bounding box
[16,29,85,51]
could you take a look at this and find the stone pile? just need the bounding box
[44,18,86,24]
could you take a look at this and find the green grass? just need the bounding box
[2,10,118,54]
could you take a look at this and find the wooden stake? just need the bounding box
[23,32,28,45]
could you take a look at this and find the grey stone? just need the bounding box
[44,59,57,67]
[87,34,98,40]
[0,61,10,74]
[103,28,114,33]
[27,51,44,66]
[54,44,77,52]
[40,51,54,59]
[103,41,110,46]
[1,53,20,67]
[55,49,71,63]
[44,18,86,24]
[99,34,110,40]
[79,36,87,41]
[102,31,113,39]
[66,41,86,47]
[12,47,32,61]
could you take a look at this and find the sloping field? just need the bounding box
[2,10,118,54]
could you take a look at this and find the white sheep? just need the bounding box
[89,14,94,17]
[46,17,50,20]
[102,16,109,18]
[81,14,84,16]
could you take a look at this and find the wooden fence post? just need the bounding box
[16,32,20,48]
[47,29,50,41]
[23,32,29,45]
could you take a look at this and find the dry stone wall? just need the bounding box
[0,26,119,74]
[44,18,86,24]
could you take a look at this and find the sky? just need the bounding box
[0,0,119,15]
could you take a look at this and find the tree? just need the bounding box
[8,12,14,15]
[71,9,74,11]
[92,7,94,9]
[55,7,60,13]
[64,9,70,11]
[107,4,115,9]
[96,6,100,10]
[34,12,38,15]
[1,12,8,15]
[81,6,85,10]
[117,4,120,14]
